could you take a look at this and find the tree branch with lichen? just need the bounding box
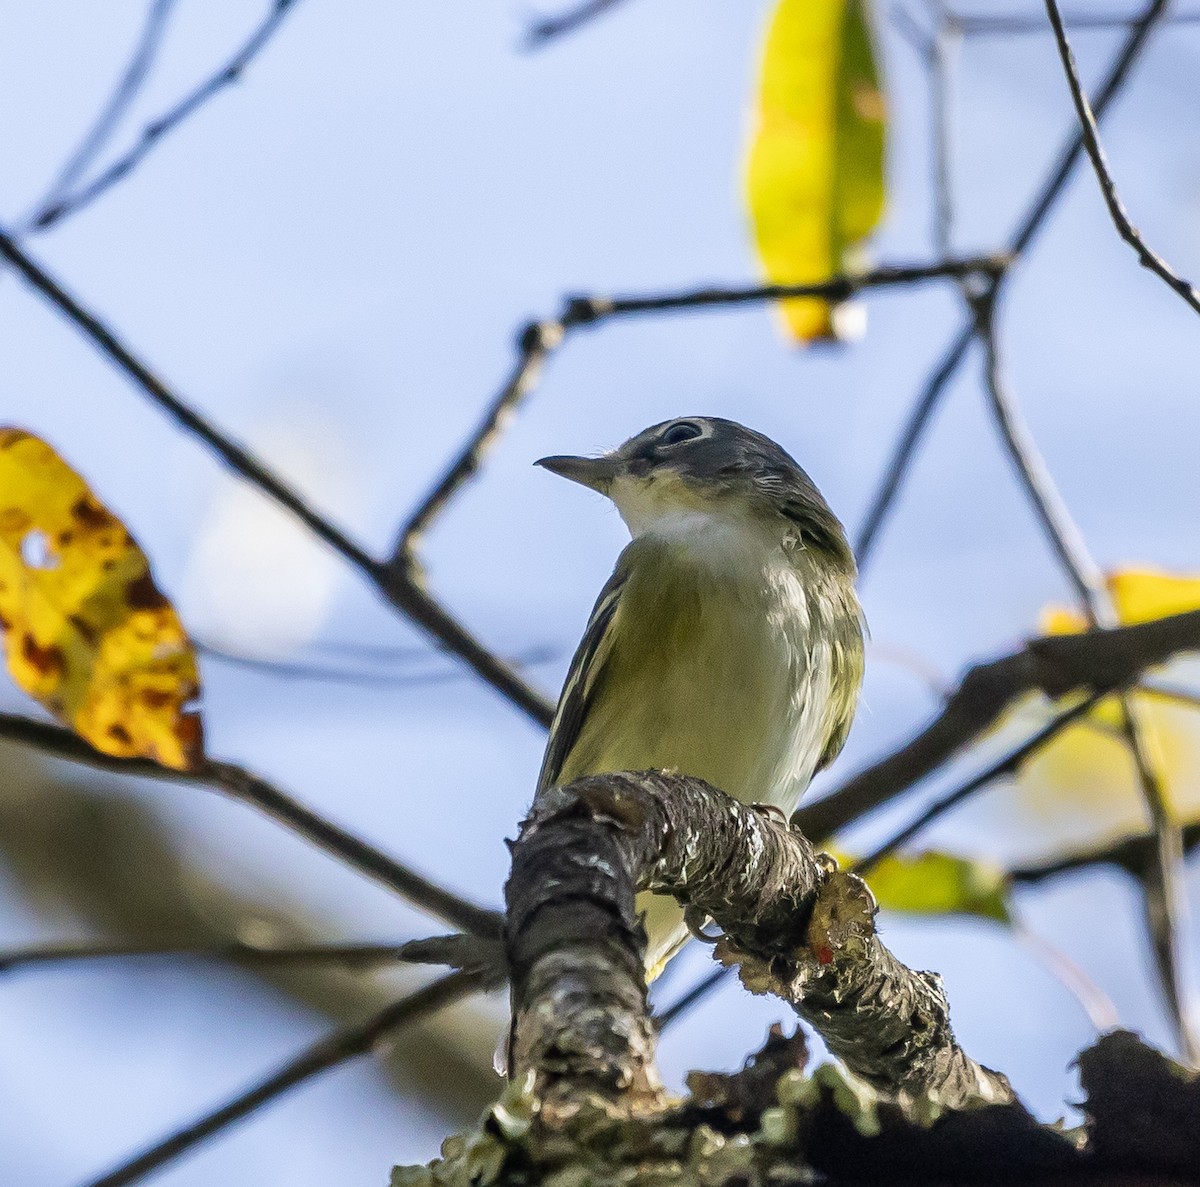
[506,772,1012,1115]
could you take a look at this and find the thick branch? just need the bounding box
[796,608,1200,843]
[507,772,1011,1111]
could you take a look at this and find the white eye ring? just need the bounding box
[658,420,705,447]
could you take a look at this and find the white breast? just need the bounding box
[606,474,836,813]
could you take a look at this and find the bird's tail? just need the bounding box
[638,888,692,982]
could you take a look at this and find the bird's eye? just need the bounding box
[658,421,703,447]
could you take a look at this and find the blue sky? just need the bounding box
[3,2,1200,1183]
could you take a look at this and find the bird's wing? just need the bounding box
[535,558,628,795]
[815,640,864,773]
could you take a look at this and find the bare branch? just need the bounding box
[855,0,1171,572]
[975,289,1107,611]
[0,932,495,976]
[525,0,634,48]
[0,712,501,938]
[795,607,1200,842]
[851,696,1101,875]
[508,772,1012,1110]
[959,9,1200,36]
[82,969,489,1187]
[197,637,556,687]
[975,282,1197,1062]
[23,0,178,230]
[392,255,1006,574]
[854,319,975,565]
[0,224,554,726]
[1011,819,1200,884]
[1119,700,1199,1063]
[1044,0,1200,316]
[34,1,303,230]
[391,320,563,570]
[0,760,502,1122]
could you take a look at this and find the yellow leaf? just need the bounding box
[745,0,887,343]
[1109,568,1200,624]
[1018,568,1200,840]
[0,429,202,769]
[830,848,1010,923]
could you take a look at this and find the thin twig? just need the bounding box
[392,255,1005,573]
[1010,819,1200,883]
[974,282,1197,1060]
[959,9,1200,36]
[525,0,633,48]
[1044,0,1200,315]
[81,968,489,1187]
[854,319,975,564]
[851,696,1102,876]
[391,320,563,569]
[198,637,556,687]
[1011,917,1121,1032]
[23,0,178,230]
[854,0,1171,572]
[930,8,961,258]
[1118,699,1198,1063]
[975,289,1108,611]
[35,1,303,230]
[0,933,490,975]
[657,966,727,1029]
[0,712,502,939]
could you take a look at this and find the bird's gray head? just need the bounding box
[536,416,854,571]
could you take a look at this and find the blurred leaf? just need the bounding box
[0,429,202,769]
[1040,569,1200,636]
[745,0,887,343]
[833,849,1011,923]
[1014,569,1200,842]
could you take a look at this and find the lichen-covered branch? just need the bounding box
[506,771,1012,1113]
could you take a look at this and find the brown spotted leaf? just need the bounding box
[0,429,202,769]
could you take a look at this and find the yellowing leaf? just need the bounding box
[0,429,202,769]
[746,0,887,343]
[831,848,1011,924]
[1109,569,1200,624]
[1039,569,1200,636]
[1016,568,1200,841]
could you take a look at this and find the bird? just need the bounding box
[535,416,864,980]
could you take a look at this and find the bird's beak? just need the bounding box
[534,453,622,494]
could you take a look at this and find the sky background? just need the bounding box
[3,2,1200,1184]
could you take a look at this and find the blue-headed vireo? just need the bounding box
[535,416,865,980]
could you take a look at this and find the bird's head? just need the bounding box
[536,416,855,571]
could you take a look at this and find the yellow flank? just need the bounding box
[0,429,203,770]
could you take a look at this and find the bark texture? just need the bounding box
[505,771,1010,1111]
